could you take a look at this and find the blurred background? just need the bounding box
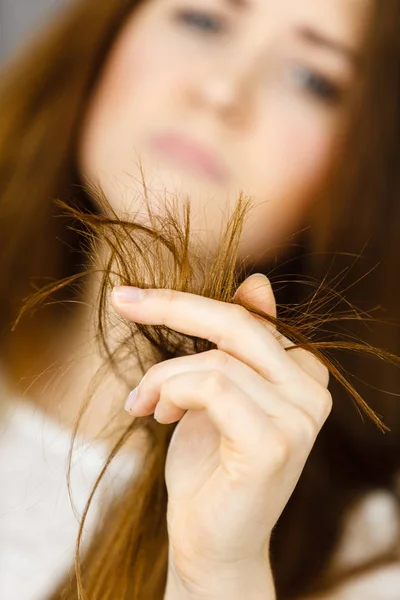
[0,0,67,62]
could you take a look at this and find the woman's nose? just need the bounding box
[189,58,260,128]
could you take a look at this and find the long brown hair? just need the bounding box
[1,0,400,598]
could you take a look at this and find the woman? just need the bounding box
[1,0,399,598]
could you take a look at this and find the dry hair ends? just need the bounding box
[12,181,396,600]
[1,0,400,599]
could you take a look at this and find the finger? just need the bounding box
[233,273,277,321]
[111,285,295,386]
[125,349,331,429]
[233,275,329,388]
[127,349,281,419]
[153,369,287,472]
[283,344,330,388]
[155,371,321,488]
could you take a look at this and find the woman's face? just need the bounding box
[78,0,371,261]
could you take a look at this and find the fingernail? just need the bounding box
[113,286,147,303]
[125,387,139,413]
[249,273,269,281]
[154,402,168,423]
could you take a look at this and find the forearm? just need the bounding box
[164,556,276,600]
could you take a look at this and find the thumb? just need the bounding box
[233,274,328,386]
[232,273,277,321]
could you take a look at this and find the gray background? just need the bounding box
[0,0,67,62]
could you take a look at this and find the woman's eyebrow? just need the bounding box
[222,0,249,9]
[222,1,361,67]
[296,26,361,66]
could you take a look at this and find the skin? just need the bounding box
[19,0,371,477]
[78,0,370,260]
[76,2,371,591]
[7,1,372,595]
[13,0,369,438]
[111,275,332,598]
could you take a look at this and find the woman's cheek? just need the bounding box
[276,105,336,192]
[110,38,178,112]
[240,111,335,255]
[77,26,190,205]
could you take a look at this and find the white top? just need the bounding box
[0,376,143,600]
[0,376,399,600]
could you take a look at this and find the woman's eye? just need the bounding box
[292,66,344,105]
[173,9,226,35]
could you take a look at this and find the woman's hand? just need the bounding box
[111,274,332,599]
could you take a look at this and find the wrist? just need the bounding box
[164,555,276,600]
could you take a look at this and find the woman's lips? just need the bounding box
[148,133,228,183]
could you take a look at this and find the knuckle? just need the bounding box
[208,348,230,368]
[315,360,330,388]
[320,388,333,422]
[201,370,229,395]
[261,432,291,473]
[292,348,330,388]
[304,381,333,425]
[296,411,319,444]
[300,412,319,444]
[157,288,176,304]
[309,353,330,387]
[160,374,176,396]
[230,302,252,324]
